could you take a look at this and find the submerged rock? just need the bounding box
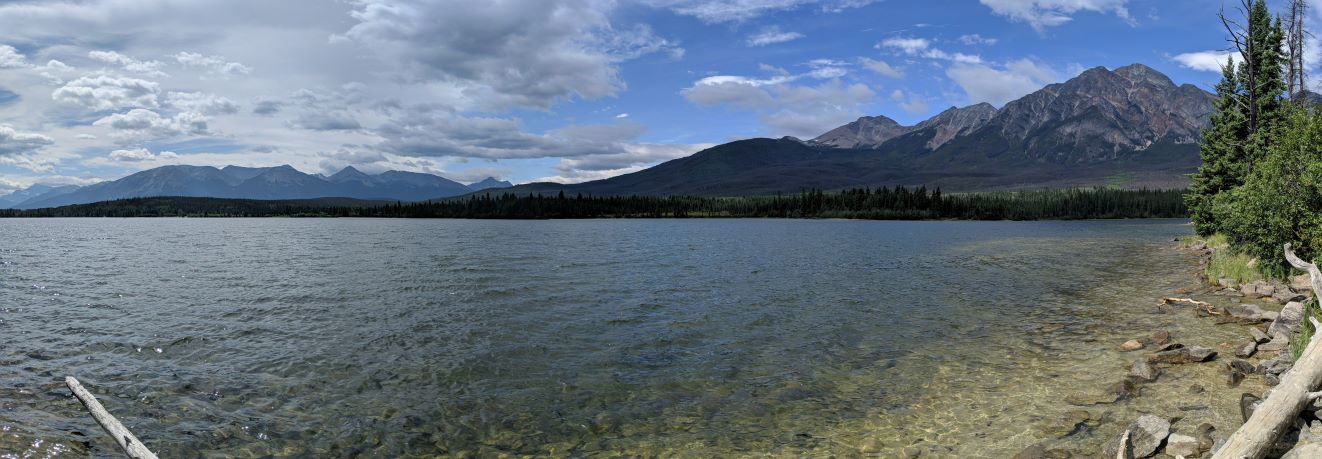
[1066,380,1139,406]
[1102,414,1170,459]
[1166,433,1200,457]
[1195,423,1217,451]
[1250,326,1271,344]
[1148,346,1217,364]
[1260,357,1294,376]
[1242,393,1263,422]
[1128,359,1159,382]
[1120,339,1144,351]
[1225,304,1272,322]
[1144,330,1172,346]
[1042,410,1093,438]
[1259,334,1290,353]
[1230,359,1256,374]
[1236,341,1257,358]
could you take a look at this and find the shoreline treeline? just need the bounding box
[0,186,1187,220]
[1185,0,1322,276]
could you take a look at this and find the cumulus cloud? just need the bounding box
[683,74,875,138]
[890,89,929,114]
[374,105,650,160]
[0,44,28,68]
[946,58,1059,106]
[959,34,998,45]
[108,147,178,162]
[1171,50,1242,73]
[0,125,54,157]
[252,98,283,115]
[166,91,238,115]
[0,125,56,172]
[978,0,1132,31]
[642,0,877,23]
[174,52,251,76]
[52,75,160,110]
[860,58,903,78]
[879,37,981,64]
[92,108,209,142]
[536,142,714,183]
[89,50,167,77]
[288,111,362,131]
[747,26,804,47]
[338,0,678,110]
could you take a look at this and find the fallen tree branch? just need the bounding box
[1212,244,1322,459]
[65,377,158,459]
[1163,297,1213,307]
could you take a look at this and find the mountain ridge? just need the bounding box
[3,165,494,209]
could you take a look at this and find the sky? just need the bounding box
[0,0,1314,193]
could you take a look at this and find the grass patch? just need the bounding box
[1291,297,1321,361]
[1188,233,1262,287]
[1207,250,1264,287]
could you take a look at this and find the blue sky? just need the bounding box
[0,0,1307,192]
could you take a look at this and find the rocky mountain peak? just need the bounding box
[913,103,999,150]
[810,115,909,149]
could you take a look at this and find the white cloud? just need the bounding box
[1171,50,1242,73]
[174,52,251,76]
[92,108,209,142]
[0,125,54,157]
[959,34,998,45]
[107,147,178,162]
[880,37,931,54]
[51,75,160,110]
[338,0,678,111]
[979,0,1132,31]
[880,37,981,63]
[0,125,56,172]
[683,74,875,138]
[374,105,652,160]
[616,113,629,118]
[288,111,362,131]
[747,26,805,47]
[166,91,238,115]
[890,89,929,114]
[0,44,28,69]
[946,59,1059,106]
[642,0,877,23]
[860,58,903,78]
[535,142,714,183]
[89,50,167,77]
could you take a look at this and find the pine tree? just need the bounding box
[1188,56,1250,235]
[1189,0,1288,235]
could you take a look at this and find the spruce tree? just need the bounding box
[1188,0,1287,235]
[1188,57,1249,235]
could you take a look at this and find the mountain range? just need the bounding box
[5,63,1220,209]
[495,63,1216,197]
[0,166,512,209]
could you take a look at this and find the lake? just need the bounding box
[0,218,1255,457]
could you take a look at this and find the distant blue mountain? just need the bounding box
[13,165,484,209]
[0,184,81,209]
[467,177,514,191]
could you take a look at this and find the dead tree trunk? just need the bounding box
[65,377,159,459]
[1213,244,1322,459]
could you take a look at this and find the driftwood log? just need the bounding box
[65,376,159,459]
[1212,244,1322,459]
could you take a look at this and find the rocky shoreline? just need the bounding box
[1015,238,1318,459]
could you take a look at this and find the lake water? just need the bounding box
[0,218,1259,457]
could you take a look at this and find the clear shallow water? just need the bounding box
[0,218,1254,457]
